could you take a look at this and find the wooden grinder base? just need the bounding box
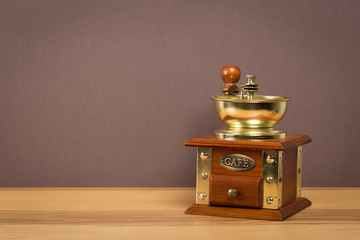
[185,197,311,221]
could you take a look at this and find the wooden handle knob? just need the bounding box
[221,65,241,93]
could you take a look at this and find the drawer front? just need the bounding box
[209,175,263,208]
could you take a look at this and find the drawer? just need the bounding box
[209,175,263,208]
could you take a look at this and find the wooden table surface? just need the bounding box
[0,188,359,240]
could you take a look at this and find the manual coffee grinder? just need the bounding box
[185,65,311,220]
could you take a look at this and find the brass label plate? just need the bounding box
[219,153,256,172]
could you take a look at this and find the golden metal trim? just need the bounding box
[297,146,302,198]
[262,150,283,209]
[227,189,237,198]
[215,128,286,140]
[211,95,290,103]
[196,147,212,205]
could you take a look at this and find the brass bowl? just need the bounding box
[211,95,290,139]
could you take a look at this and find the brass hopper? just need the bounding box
[212,65,289,139]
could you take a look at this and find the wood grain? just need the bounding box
[0,188,359,240]
[282,146,298,205]
[209,175,263,208]
[185,133,312,150]
[186,197,311,221]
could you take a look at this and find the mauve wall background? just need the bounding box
[0,0,359,187]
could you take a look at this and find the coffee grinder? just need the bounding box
[185,65,311,220]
